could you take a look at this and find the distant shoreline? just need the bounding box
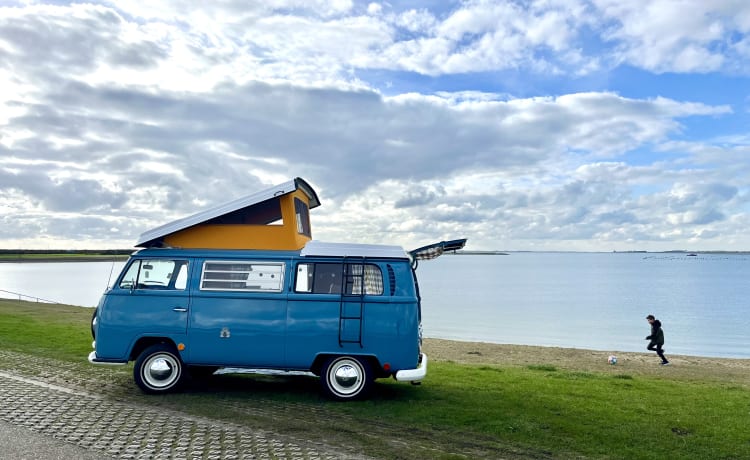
[0,250,131,263]
[3,249,750,263]
[0,256,130,263]
[453,250,509,255]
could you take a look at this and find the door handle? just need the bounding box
[172,307,188,312]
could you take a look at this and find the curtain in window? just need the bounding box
[349,264,383,295]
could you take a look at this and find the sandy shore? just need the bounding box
[423,338,750,386]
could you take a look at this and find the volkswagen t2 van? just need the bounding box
[88,177,465,400]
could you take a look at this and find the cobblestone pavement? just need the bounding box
[0,351,368,460]
[0,418,107,460]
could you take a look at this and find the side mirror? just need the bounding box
[119,279,136,292]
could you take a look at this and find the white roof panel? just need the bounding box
[301,241,408,259]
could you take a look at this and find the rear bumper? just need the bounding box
[394,353,427,382]
[88,351,127,366]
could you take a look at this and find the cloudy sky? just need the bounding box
[1,0,749,251]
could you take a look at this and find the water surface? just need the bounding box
[1,253,747,358]
[418,252,749,358]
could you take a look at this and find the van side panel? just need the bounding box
[388,263,417,297]
[96,258,190,361]
[187,291,286,367]
[285,294,340,367]
[285,295,420,371]
[361,298,421,371]
[285,260,420,372]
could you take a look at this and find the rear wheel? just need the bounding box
[134,344,184,394]
[320,356,372,401]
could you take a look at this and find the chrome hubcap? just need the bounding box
[328,358,363,396]
[334,364,359,388]
[143,353,180,389]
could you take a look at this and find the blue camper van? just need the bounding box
[88,178,465,400]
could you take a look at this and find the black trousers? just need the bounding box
[647,343,668,363]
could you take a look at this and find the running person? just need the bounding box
[646,314,669,365]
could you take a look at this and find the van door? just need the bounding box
[97,259,190,360]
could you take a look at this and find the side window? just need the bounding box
[200,261,284,292]
[119,260,188,290]
[295,263,312,292]
[119,261,140,289]
[295,263,341,294]
[350,264,384,295]
[295,263,383,295]
[174,263,188,290]
[294,198,311,236]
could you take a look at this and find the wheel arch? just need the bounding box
[129,336,179,362]
[310,353,382,377]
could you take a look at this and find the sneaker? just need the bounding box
[660,362,670,366]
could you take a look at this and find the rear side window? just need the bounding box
[295,263,383,295]
[200,261,285,292]
[119,259,188,290]
[295,197,311,236]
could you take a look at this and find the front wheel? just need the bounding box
[134,344,184,394]
[320,356,372,401]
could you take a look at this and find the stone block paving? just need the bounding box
[0,371,361,459]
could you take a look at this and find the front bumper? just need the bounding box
[88,350,127,366]
[394,353,427,382]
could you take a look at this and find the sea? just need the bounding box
[1,252,748,359]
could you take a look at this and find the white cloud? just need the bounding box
[0,72,737,248]
[0,1,749,251]
[394,8,435,33]
[367,3,383,16]
[4,0,745,98]
[595,0,750,73]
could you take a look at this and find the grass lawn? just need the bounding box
[1,299,748,459]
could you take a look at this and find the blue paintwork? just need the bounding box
[188,289,287,367]
[92,247,422,376]
[95,270,190,361]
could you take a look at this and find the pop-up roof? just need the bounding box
[136,177,321,250]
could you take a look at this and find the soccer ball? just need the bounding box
[607,355,618,365]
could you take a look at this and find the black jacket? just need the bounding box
[646,320,665,346]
